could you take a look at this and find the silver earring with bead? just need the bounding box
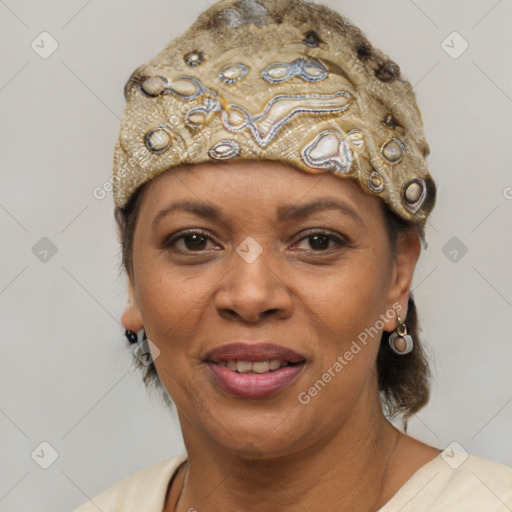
[389,315,414,355]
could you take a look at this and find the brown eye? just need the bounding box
[181,233,208,251]
[307,234,332,251]
[293,230,347,252]
[164,230,218,253]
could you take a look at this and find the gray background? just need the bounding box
[1,0,511,511]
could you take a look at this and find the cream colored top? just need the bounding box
[73,450,512,511]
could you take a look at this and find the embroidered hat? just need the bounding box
[113,0,436,234]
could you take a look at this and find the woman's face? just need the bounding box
[123,160,419,458]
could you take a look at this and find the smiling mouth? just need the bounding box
[212,359,304,374]
[204,342,307,397]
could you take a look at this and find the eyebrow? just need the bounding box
[276,198,364,226]
[153,200,225,228]
[152,197,364,228]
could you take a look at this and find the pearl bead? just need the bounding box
[145,128,171,153]
[267,65,289,79]
[186,111,207,128]
[168,79,199,97]
[140,76,166,97]
[223,67,241,80]
[402,179,426,214]
[184,50,204,67]
[303,64,323,77]
[381,138,405,164]
[226,109,247,127]
[404,181,423,203]
[372,176,382,186]
[209,140,240,160]
[219,63,249,84]
[367,171,384,193]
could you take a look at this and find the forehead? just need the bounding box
[138,160,385,229]
[143,160,372,205]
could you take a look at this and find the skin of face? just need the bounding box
[121,160,423,510]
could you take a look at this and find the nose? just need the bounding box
[214,246,293,324]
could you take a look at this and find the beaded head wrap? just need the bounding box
[114,0,436,237]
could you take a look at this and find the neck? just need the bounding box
[172,397,401,512]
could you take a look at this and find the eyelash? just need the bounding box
[164,229,348,254]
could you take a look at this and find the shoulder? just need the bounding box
[381,449,512,511]
[72,452,188,512]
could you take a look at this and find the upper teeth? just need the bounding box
[217,360,289,374]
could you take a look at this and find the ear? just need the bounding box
[121,280,144,332]
[382,227,421,331]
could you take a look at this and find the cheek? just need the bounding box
[136,267,203,331]
[294,245,392,401]
[134,268,208,401]
[301,252,391,339]
[133,256,221,370]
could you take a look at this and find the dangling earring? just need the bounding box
[125,329,139,344]
[125,329,147,344]
[389,315,414,355]
[132,330,153,365]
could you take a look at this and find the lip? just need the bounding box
[204,342,306,398]
[205,342,305,363]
